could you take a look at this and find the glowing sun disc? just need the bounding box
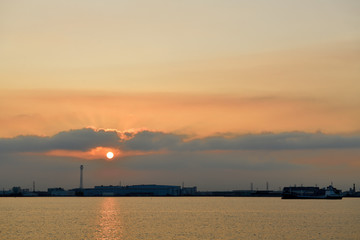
[106,152,114,159]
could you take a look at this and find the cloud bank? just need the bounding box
[1,128,360,155]
[0,128,119,153]
[1,128,360,190]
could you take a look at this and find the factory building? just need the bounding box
[48,188,75,196]
[72,165,195,196]
[181,187,197,196]
[82,184,182,196]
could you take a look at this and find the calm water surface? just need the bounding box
[1,197,359,239]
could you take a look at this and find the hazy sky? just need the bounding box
[1,0,359,191]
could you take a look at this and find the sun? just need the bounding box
[106,151,114,159]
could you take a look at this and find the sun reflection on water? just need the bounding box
[96,197,123,240]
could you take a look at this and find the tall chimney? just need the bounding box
[80,165,84,189]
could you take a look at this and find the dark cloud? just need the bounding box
[124,131,360,152]
[1,128,360,155]
[0,128,120,153]
[1,128,359,190]
[123,131,183,151]
[50,128,119,150]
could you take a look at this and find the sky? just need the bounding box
[1,0,360,191]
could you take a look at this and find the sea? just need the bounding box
[1,197,359,240]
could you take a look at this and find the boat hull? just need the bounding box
[282,194,342,200]
[282,185,342,200]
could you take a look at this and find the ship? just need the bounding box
[282,185,342,199]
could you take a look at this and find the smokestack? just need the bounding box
[80,165,84,189]
[266,181,269,191]
[251,182,253,191]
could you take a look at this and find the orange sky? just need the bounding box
[0,1,359,190]
[0,90,359,139]
[1,1,359,138]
